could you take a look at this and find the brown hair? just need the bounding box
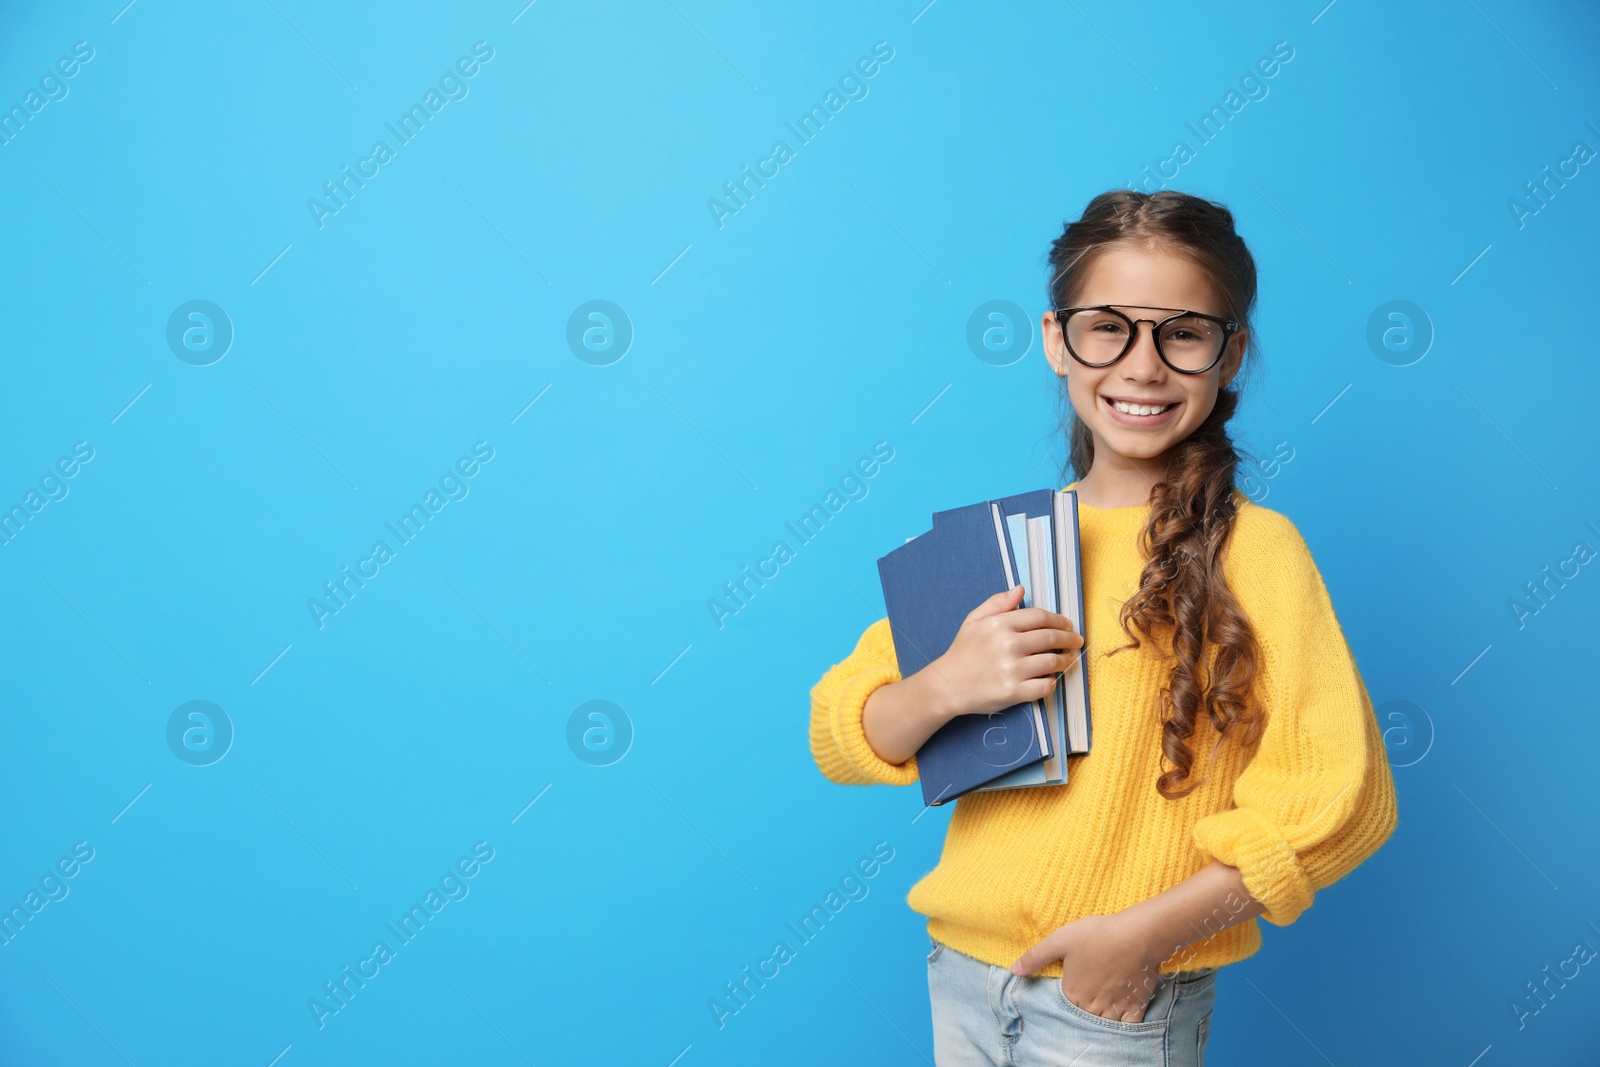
[1045,189,1267,800]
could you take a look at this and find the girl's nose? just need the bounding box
[1121,331,1165,377]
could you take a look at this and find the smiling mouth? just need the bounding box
[1104,397,1179,416]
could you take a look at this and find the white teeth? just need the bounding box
[1111,399,1174,416]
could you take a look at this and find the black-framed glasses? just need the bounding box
[1052,304,1240,375]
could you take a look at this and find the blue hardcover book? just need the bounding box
[1053,488,1092,753]
[937,489,1073,766]
[973,511,1069,792]
[980,489,1077,760]
[876,502,1051,807]
[937,488,1092,755]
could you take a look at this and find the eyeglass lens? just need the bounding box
[1065,309,1224,372]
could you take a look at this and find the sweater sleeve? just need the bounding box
[1190,514,1399,927]
[808,617,921,787]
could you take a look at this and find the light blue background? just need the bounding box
[1,1,1597,1064]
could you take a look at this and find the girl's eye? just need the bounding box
[1166,324,1215,343]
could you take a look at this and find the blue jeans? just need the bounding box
[926,937,1217,1066]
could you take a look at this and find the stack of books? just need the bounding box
[876,488,1092,808]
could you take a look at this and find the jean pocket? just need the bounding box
[1175,967,1218,999]
[1053,976,1171,1035]
[926,937,946,965]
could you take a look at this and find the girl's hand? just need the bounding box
[1009,912,1165,1022]
[924,585,1084,722]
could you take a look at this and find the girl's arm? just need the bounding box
[862,585,1081,764]
[809,617,921,787]
[1012,511,1399,1020]
[810,586,1082,783]
[1185,512,1400,928]
[1011,860,1266,1017]
[1119,858,1267,964]
[860,666,954,767]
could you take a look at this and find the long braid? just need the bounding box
[1048,190,1266,800]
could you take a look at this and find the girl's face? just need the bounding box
[1041,242,1246,471]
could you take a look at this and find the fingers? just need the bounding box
[1013,671,1059,703]
[1110,993,1147,1023]
[1001,605,1078,633]
[1067,988,1146,1023]
[1009,932,1066,976]
[1013,626,1085,656]
[1017,653,1071,686]
[1113,982,1154,1022]
[994,629,1083,690]
[967,584,1026,621]
[1061,980,1130,1022]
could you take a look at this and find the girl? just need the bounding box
[808,189,1398,1066]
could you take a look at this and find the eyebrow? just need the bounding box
[1095,303,1219,316]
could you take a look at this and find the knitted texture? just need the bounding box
[808,486,1399,976]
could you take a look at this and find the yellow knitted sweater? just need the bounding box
[808,484,1398,977]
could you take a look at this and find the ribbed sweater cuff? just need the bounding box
[828,662,919,786]
[1192,807,1316,927]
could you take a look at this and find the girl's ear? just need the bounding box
[1041,311,1070,377]
[1219,327,1247,388]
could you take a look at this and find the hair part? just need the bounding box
[1045,189,1267,800]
